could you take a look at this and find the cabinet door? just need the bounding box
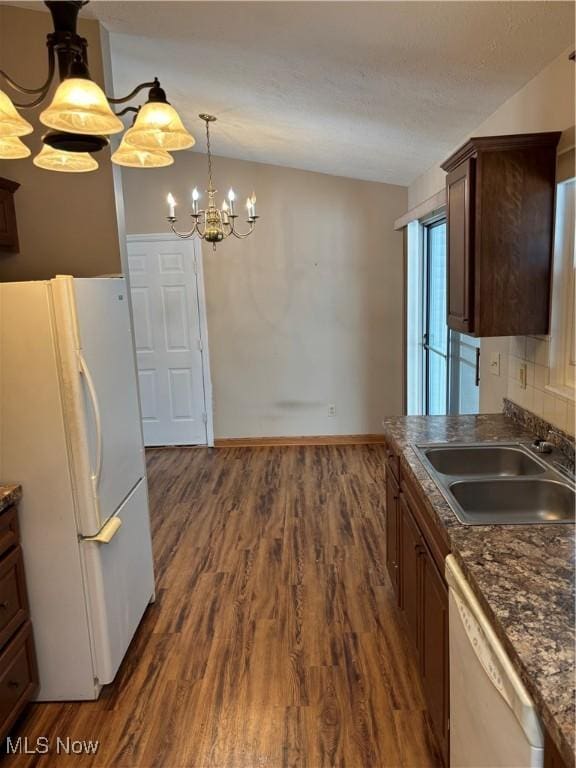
[421,548,449,767]
[446,158,475,334]
[0,183,19,252]
[385,470,400,600]
[399,495,423,656]
[544,731,570,768]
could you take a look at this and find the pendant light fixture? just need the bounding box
[33,144,98,173]
[0,90,33,137]
[0,0,193,172]
[166,114,259,250]
[40,77,124,136]
[0,136,32,159]
[111,139,174,169]
[123,81,194,152]
[110,108,176,169]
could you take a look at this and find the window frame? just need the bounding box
[422,217,449,415]
[547,178,575,401]
[406,211,480,416]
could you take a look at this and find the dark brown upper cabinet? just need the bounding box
[441,132,561,337]
[0,178,20,253]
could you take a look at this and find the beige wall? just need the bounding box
[408,48,575,209]
[122,153,407,438]
[407,47,575,425]
[0,5,121,281]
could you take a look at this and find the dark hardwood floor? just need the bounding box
[6,445,442,767]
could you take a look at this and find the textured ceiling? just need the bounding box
[6,1,576,184]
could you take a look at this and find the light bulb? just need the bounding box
[0,90,33,138]
[228,188,235,202]
[33,144,98,173]
[125,102,195,151]
[0,135,31,159]
[111,133,173,168]
[167,193,176,217]
[222,199,229,212]
[192,187,200,201]
[40,78,123,136]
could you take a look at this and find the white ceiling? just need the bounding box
[8,1,576,185]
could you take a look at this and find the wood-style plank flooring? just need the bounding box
[6,445,441,767]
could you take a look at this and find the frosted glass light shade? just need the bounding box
[124,101,194,151]
[0,90,33,138]
[0,135,31,159]
[111,132,174,168]
[33,144,98,173]
[40,78,123,136]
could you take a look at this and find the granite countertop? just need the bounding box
[381,413,575,767]
[0,483,21,514]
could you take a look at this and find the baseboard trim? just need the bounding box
[214,434,386,448]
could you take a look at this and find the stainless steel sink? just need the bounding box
[423,445,545,477]
[449,478,575,525]
[414,442,575,526]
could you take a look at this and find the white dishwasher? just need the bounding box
[445,555,544,768]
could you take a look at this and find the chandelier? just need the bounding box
[166,115,258,250]
[0,0,194,172]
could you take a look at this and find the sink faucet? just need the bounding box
[531,437,554,454]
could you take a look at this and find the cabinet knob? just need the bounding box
[0,601,9,609]
[7,680,20,689]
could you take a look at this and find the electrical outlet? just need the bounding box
[489,352,500,377]
[328,404,336,417]
[519,363,528,389]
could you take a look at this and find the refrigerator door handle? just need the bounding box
[81,516,122,544]
[78,352,103,494]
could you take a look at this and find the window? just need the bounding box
[406,216,480,415]
[548,178,576,399]
[424,221,448,414]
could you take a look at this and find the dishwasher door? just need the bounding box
[445,555,544,768]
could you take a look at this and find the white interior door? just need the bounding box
[127,237,209,446]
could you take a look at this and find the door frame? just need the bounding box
[126,233,214,447]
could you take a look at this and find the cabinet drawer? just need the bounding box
[0,621,37,738]
[0,548,28,650]
[0,507,19,561]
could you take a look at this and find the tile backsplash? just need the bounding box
[507,335,575,436]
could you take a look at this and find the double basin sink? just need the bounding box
[414,443,575,526]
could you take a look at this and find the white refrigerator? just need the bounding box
[0,275,155,701]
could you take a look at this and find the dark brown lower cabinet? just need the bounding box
[543,731,570,768]
[420,545,449,767]
[0,502,37,742]
[399,495,422,653]
[384,443,449,766]
[385,468,400,595]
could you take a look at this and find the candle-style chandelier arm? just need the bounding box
[227,216,258,239]
[168,216,202,240]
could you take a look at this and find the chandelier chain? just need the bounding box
[205,118,214,193]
